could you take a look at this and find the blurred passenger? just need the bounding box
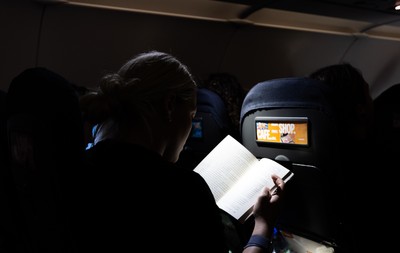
[309,62,376,253]
[6,67,85,253]
[310,63,374,143]
[78,50,285,253]
[0,89,18,252]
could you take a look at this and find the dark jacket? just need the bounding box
[76,139,228,252]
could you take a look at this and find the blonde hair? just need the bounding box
[81,51,197,127]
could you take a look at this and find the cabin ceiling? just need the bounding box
[47,0,400,40]
[218,0,400,21]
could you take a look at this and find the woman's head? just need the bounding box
[81,50,197,162]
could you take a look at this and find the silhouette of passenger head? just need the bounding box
[309,63,374,143]
[6,67,85,253]
[7,67,85,158]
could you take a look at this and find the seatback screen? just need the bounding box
[191,117,203,139]
[255,117,308,146]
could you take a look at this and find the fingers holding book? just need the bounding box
[252,174,286,227]
[271,174,285,197]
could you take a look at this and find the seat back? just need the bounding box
[202,73,246,139]
[6,67,85,253]
[178,88,233,168]
[240,77,344,249]
[182,87,249,252]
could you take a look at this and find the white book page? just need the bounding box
[258,158,294,187]
[217,158,291,220]
[193,135,258,202]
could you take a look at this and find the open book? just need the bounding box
[193,135,294,223]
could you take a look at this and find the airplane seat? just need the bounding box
[202,73,246,140]
[180,73,246,169]
[240,77,345,252]
[177,87,246,252]
[6,67,85,253]
[178,87,234,169]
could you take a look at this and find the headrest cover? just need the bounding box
[240,77,334,124]
[196,88,231,130]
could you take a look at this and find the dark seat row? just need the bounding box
[183,76,400,253]
[1,68,399,253]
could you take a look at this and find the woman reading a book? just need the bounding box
[78,50,285,253]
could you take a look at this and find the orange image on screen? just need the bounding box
[256,122,280,143]
[256,121,308,145]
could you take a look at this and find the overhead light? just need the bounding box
[395,1,400,11]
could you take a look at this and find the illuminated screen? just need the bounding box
[191,118,203,139]
[255,117,308,146]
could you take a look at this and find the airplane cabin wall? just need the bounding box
[2,0,400,99]
[0,0,42,92]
